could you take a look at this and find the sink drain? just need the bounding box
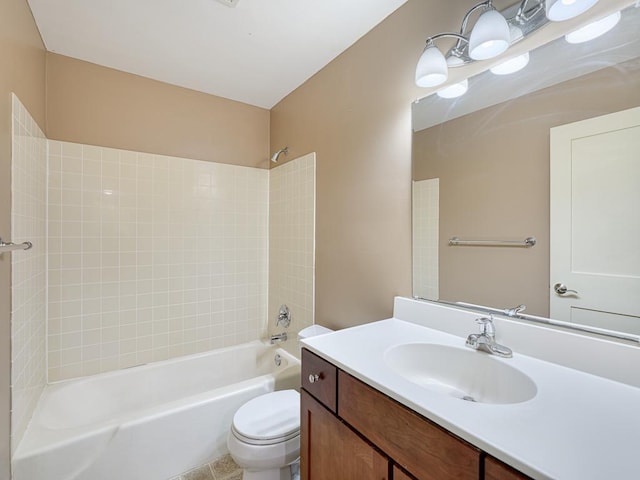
[461,395,477,402]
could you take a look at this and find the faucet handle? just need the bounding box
[475,316,495,336]
[504,304,526,317]
[276,304,291,328]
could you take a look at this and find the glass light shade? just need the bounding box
[446,54,465,67]
[468,9,510,60]
[437,79,469,99]
[415,45,448,87]
[490,52,530,75]
[509,25,524,43]
[546,0,599,22]
[565,11,621,44]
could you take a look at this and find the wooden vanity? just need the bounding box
[301,349,530,480]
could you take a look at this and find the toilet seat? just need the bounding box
[231,390,300,446]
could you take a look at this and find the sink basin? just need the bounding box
[384,343,537,404]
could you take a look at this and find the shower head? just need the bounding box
[270,147,289,163]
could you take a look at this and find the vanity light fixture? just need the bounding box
[468,7,511,60]
[545,0,599,22]
[565,10,621,43]
[415,0,606,92]
[415,0,511,88]
[415,40,451,87]
[437,79,469,99]
[490,52,530,75]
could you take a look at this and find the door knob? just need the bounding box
[554,283,578,295]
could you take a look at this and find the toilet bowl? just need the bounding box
[227,389,301,480]
[227,325,333,480]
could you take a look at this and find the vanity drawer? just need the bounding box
[301,348,337,412]
[393,466,417,480]
[484,455,531,480]
[338,371,480,480]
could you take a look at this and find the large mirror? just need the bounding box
[411,3,640,338]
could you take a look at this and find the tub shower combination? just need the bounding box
[13,341,300,480]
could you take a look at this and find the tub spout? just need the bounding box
[270,332,287,344]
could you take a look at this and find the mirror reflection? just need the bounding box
[411,5,640,336]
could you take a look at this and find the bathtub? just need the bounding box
[13,341,300,480]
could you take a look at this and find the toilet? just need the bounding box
[227,389,300,480]
[227,325,333,480]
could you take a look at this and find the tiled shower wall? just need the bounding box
[47,141,269,381]
[412,179,439,301]
[268,153,315,356]
[10,95,47,451]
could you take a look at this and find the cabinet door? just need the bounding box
[393,466,416,480]
[338,372,480,480]
[301,389,388,480]
[484,455,531,480]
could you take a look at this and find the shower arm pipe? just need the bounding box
[270,146,289,163]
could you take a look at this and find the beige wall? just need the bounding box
[46,53,271,168]
[269,1,480,329]
[0,0,46,476]
[413,59,640,317]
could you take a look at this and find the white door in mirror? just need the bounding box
[550,106,640,333]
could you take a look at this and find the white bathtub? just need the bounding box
[13,341,300,480]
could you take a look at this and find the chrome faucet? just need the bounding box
[465,316,512,358]
[270,332,287,344]
[276,304,291,328]
[503,304,526,317]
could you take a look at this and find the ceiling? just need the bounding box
[27,0,408,109]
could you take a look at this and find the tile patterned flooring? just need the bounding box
[170,454,242,480]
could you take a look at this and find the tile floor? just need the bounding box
[170,454,242,480]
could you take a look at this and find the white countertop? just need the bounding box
[302,318,640,480]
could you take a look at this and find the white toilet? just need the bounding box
[227,389,300,480]
[227,325,332,480]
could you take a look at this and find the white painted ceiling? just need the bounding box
[27,0,407,109]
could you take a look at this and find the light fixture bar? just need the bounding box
[414,0,614,99]
[415,0,608,92]
[443,0,548,67]
[515,0,545,22]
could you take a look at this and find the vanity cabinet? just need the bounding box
[301,349,531,480]
[339,369,479,480]
[393,467,416,480]
[301,390,389,479]
[484,456,530,480]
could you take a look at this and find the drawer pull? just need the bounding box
[308,373,321,384]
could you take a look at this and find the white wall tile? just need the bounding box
[412,179,439,301]
[12,120,315,435]
[10,94,47,453]
[268,153,316,357]
[48,141,269,381]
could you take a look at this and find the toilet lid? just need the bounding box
[232,390,300,444]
